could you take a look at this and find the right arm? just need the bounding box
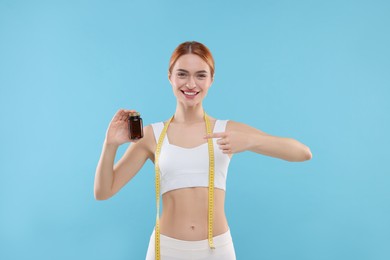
[94,109,155,200]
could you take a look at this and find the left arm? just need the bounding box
[205,121,312,162]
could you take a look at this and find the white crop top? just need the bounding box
[151,120,231,195]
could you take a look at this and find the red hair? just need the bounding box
[168,41,215,78]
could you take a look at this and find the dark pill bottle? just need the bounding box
[128,112,144,140]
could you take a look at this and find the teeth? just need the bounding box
[184,91,197,96]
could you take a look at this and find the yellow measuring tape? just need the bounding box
[154,112,215,260]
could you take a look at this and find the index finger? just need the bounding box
[204,132,227,139]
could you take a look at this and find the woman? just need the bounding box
[94,41,312,260]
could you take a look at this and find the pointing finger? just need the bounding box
[204,132,227,139]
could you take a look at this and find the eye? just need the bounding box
[177,72,187,78]
[197,74,207,79]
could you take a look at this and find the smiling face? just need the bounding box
[169,54,213,107]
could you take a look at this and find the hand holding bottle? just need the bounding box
[105,109,138,146]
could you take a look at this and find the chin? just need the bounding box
[178,99,202,107]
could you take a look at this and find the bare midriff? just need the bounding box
[159,187,229,241]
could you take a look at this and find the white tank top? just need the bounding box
[151,120,231,195]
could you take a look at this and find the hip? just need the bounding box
[145,227,236,260]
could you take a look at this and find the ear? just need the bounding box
[168,72,172,84]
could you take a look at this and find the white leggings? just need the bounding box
[145,228,236,260]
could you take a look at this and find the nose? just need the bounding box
[186,76,197,89]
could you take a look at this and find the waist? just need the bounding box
[160,187,228,240]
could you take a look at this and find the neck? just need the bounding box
[173,102,205,123]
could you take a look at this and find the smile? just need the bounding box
[181,90,199,97]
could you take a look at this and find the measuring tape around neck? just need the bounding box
[154,112,215,260]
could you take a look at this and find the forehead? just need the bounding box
[173,54,210,72]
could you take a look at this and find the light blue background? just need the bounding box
[1,0,389,259]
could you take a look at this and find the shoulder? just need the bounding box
[225,120,244,133]
[150,121,164,128]
[148,118,173,140]
[147,121,165,141]
[226,120,269,135]
[225,120,242,130]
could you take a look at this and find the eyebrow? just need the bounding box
[176,69,208,74]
